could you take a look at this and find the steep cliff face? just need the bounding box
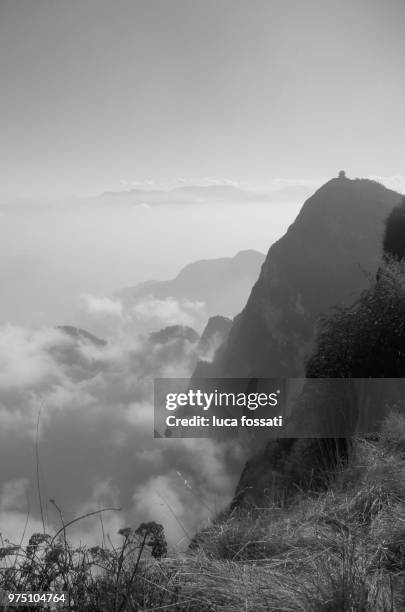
[212,177,401,378]
[212,176,405,509]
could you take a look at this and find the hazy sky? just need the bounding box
[1,0,404,198]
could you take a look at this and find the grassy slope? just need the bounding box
[1,413,404,611]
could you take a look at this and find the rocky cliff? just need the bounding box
[211,176,401,378]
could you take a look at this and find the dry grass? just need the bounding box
[1,413,405,610]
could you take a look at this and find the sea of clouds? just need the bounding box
[0,296,247,551]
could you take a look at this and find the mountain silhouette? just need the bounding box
[197,315,232,356]
[116,250,264,319]
[149,325,199,345]
[208,176,402,378]
[100,184,268,205]
[57,325,106,347]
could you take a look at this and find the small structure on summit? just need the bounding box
[338,170,346,179]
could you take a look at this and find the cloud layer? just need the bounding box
[0,320,246,549]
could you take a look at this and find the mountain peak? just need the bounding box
[206,176,402,378]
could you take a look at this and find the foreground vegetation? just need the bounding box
[1,412,404,611]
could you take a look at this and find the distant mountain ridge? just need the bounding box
[57,325,106,347]
[116,250,265,319]
[100,184,269,205]
[205,176,402,378]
